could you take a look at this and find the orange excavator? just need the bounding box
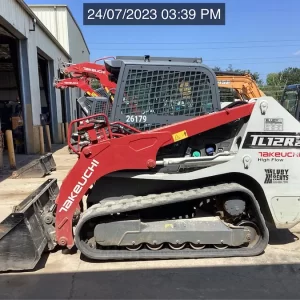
[215,71,265,107]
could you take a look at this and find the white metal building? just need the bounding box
[29,4,90,122]
[0,1,90,154]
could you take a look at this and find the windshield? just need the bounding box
[282,90,298,116]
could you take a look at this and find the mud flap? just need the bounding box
[0,178,59,272]
[11,153,56,179]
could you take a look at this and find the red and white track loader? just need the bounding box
[1,56,300,272]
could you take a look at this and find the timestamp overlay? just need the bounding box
[83,3,225,25]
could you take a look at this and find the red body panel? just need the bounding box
[55,102,255,248]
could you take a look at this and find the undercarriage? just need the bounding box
[75,182,268,260]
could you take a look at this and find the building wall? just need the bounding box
[0,0,71,153]
[30,5,91,121]
[29,6,69,53]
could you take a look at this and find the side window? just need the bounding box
[219,87,240,103]
[282,90,298,117]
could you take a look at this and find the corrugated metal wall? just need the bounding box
[30,6,69,53]
[67,11,89,62]
[0,0,28,37]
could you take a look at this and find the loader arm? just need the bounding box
[60,58,117,92]
[216,73,265,100]
[54,77,100,97]
[55,102,255,248]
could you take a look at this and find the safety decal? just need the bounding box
[172,130,189,142]
[264,118,283,131]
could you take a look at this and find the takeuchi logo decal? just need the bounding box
[83,67,105,74]
[259,151,300,157]
[59,159,100,213]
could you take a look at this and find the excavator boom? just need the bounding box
[215,71,265,101]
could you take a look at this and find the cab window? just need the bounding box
[282,90,298,117]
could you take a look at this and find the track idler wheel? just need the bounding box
[237,220,261,248]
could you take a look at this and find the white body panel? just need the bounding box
[112,97,300,229]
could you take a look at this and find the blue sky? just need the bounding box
[25,0,300,83]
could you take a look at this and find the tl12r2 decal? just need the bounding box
[242,132,300,149]
[264,169,289,184]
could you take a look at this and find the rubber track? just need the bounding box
[75,183,270,261]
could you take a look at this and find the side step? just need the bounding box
[0,178,59,272]
[11,153,56,179]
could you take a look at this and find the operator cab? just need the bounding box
[104,55,221,131]
[281,84,300,120]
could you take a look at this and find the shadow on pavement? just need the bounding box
[268,228,299,245]
[0,262,300,299]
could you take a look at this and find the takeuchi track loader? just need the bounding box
[1,56,300,272]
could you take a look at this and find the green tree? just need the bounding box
[262,67,300,100]
[278,67,300,85]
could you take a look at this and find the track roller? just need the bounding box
[169,243,186,250]
[146,243,164,250]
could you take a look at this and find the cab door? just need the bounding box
[281,88,300,120]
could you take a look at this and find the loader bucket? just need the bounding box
[0,178,59,272]
[11,153,56,179]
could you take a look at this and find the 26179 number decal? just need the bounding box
[126,115,147,123]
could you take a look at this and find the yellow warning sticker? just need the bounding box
[165,224,174,229]
[172,130,188,142]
